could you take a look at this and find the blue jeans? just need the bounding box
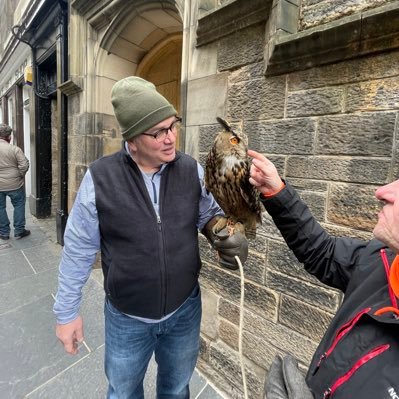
[0,187,26,236]
[104,284,202,399]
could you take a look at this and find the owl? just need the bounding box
[205,117,263,239]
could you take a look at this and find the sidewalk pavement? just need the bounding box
[0,202,225,399]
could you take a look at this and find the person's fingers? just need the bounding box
[63,337,78,355]
[74,324,84,344]
[248,149,266,162]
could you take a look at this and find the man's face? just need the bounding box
[373,179,399,253]
[127,116,177,170]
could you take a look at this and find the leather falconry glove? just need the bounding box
[202,216,248,270]
[264,354,313,399]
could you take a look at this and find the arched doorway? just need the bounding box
[137,35,182,148]
[93,2,184,151]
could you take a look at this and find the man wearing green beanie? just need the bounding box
[53,76,248,398]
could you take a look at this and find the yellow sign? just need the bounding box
[24,65,33,86]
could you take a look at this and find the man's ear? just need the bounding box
[127,138,138,153]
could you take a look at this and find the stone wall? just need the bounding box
[189,1,399,397]
[0,0,19,56]
[299,0,395,30]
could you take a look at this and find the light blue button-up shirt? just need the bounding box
[54,151,222,324]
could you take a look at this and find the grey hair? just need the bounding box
[0,124,12,138]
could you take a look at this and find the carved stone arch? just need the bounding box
[91,0,184,148]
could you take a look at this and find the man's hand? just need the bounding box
[248,150,284,196]
[212,227,248,270]
[264,354,313,399]
[56,315,84,355]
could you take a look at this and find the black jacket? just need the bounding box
[262,183,399,399]
[90,149,201,319]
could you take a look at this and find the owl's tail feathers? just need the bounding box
[244,217,258,239]
[245,228,256,239]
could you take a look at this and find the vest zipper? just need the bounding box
[313,307,371,374]
[322,343,390,398]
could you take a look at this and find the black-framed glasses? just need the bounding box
[141,117,182,142]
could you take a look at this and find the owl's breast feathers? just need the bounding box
[205,151,263,238]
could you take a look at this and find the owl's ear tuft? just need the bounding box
[216,117,235,135]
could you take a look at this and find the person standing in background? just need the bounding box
[0,123,30,241]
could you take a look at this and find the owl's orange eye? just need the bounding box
[229,136,239,145]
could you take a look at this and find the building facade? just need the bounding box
[1,0,399,397]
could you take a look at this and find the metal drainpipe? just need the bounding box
[56,2,69,245]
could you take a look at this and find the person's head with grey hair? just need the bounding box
[0,124,12,138]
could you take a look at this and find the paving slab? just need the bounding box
[22,242,62,273]
[0,250,35,284]
[0,295,90,399]
[0,269,58,315]
[26,346,107,398]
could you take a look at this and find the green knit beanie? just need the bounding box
[111,76,177,141]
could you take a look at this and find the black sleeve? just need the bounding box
[261,182,368,292]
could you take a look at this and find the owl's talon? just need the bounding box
[212,217,228,235]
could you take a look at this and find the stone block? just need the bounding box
[244,251,266,285]
[289,51,399,91]
[296,190,326,222]
[199,334,211,362]
[242,329,278,370]
[266,270,341,311]
[102,137,123,156]
[219,319,239,350]
[288,178,328,192]
[185,125,200,159]
[267,239,317,283]
[262,213,285,241]
[190,41,218,80]
[392,140,399,180]
[287,87,343,117]
[286,156,390,184]
[317,113,395,156]
[94,112,119,136]
[68,135,86,163]
[244,311,318,365]
[186,73,228,126]
[219,298,240,325]
[198,123,220,152]
[227,76,286,121]
[201,288,219,339]
[74,165,87,189]
[85,135,104,164]
[327,183,380,230]
[73,112,94,136]
[218,24,265,71]
[200,262,278,320]
[209,341,264,398]
[229,62,265,84]
[244,118,315,154]
[95,76,117,115]
[247,231,268,255]
[300,0,384,30]
[346,77,399,112]
[321,221,373,241]
[280,295,334,342]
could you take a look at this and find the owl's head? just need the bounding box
[214,117,248,157]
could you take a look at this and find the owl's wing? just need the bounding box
[205,145,230,213]
[239,162,263,223]
[205,146,219,196]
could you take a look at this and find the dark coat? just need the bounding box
[262,183,399,399]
